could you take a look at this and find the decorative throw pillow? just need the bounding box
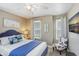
[15,35,22,42]
[8,38,13,44]
[0,40,1,45]
[8,35,22,44]
[8,36,18,44]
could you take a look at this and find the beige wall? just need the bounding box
[0,10,29,33]
[31,16,54,45]
[31,15,67,45]
[67,3,79,55]
[30,15,67,45]
[41,16,54,45]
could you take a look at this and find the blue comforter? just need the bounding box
[9,40,41,56]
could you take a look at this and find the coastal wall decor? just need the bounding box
[69,12,79,33]
[4,18,20,28]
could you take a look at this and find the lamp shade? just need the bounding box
[24,31,29,34]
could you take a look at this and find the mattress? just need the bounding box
[0,40,47,56]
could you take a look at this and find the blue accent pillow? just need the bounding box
[15,35,22,42]
[8,36,17,44]
[8,38,13,44]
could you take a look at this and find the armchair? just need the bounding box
[55,37,68,55]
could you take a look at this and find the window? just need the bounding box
[33,20,41,39]
[55,18,64,40]
[55,16,66,40]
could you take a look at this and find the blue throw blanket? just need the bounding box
[9,40,41,56]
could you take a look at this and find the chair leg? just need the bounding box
[53,47,54,51]
[59,51,62,55]
[65,48,67,56]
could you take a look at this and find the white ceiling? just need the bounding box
[0,3,73,18]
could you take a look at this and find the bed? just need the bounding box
[0,30,48,56]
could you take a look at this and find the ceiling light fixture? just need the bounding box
[26,5,32,11]
[25,3,41,15]
[25,4,34,15]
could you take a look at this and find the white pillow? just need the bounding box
[0,37,10,45]
[0,35,15,45]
